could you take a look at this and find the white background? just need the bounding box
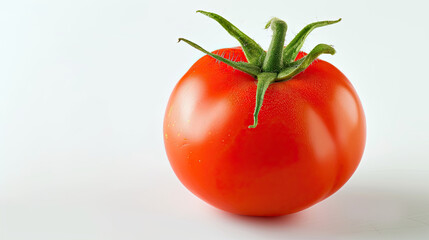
[1,0,429,239]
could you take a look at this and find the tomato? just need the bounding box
[164,48,365,216]
[164,11,366,216]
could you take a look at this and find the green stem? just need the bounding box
[262,18,287,72]
[249,72,277,128]
[197,10,266,67]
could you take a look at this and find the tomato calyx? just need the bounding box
[179,10,341,128]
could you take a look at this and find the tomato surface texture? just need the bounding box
[164,47,366,216]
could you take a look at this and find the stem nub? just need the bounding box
[262,18,287,72]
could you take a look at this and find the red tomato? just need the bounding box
[164,47,366,216]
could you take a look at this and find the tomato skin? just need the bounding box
[164,47,366,216]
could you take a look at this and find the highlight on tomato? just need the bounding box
[164,11,366,216]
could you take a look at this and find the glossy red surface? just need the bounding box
[164,47,366,216]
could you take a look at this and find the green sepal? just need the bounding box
[249,72,278,128]
[178,38,261,76]
[282,19,341,64]
[277,44,336,81]
[197,10,266,67]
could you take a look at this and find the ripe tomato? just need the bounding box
[164,47,366,216]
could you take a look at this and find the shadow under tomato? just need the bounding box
[215,182,429,238]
